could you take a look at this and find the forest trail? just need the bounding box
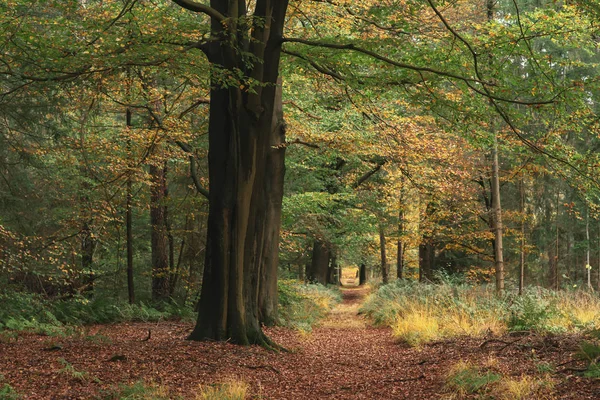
[1,286,597,399]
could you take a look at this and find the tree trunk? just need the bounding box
[150,161,170,301]
[397,188,405,279]
[327,253,338,285]
[587,206,591,290]
[186,0,289,345]
[519,178,525,296]
[80,221,96,294]
[487,0,504,295]
[307,240,330,284]
[126,171,135,304]
[258,79,286,326]
[419,240,434,282]
[379,224,388,284]
[359,264,367,285]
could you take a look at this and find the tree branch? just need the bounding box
[282,37,490,85]
[353,159,386,188]
[171,0,225,22]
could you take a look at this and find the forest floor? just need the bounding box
[1,286,599,399]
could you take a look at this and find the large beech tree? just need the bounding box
[172,0,289,345]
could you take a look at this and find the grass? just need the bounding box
[444,360,555,399]
[57,358,99,383]
[278,280,341,333]
[197,379,248,400]
[360,280,600,346]
[445,361,501,396]
[99,379,248,400]
[99,380,174,399]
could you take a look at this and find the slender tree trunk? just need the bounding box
[380,224,388,284]
[587,206,591,290]
[126,166,135,304]
[397,187,405,280]
[150,160,170,301]
[519,178,525,296]
[164,164,176,297]
[80,221,96,294]
[487,0,504,295]
[555,190,560,290]
[186,0,290,345]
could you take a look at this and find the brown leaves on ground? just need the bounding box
[1,286,599,399]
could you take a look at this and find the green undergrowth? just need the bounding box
[444,360,555,399]
[0,374,20,400]
[360,279,600,346]
[278,279,341,332]
[0,290,194,337]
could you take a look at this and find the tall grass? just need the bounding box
[278,280,341,332]
[360,280,600,346]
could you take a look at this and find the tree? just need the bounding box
[173,0,290,345]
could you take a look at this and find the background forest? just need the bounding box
[2,0,600,304]
[4,0,600,398]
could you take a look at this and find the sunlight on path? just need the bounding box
[319,286,370,329]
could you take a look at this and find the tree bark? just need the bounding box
[419,239,434,282]
[379,224,388,284]
[186,0,290,345]
[80,221,96,294]
[307,240,330,284]
[397,184,405,280]
[126,168,135,304]
[258,79,286,326]
[487,0,504,295]
[519,178,525,296]
[150,160,170,302]
[359,264,367,285]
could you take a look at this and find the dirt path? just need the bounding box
[1,286,599,399]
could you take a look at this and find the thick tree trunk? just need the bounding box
[419,239,434,282]
[307,241,330,284]
[258,80,286,326]
[327,253,339,285]
[359,264,367,285]
[150,161,170,301]
[187,0,289,345]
